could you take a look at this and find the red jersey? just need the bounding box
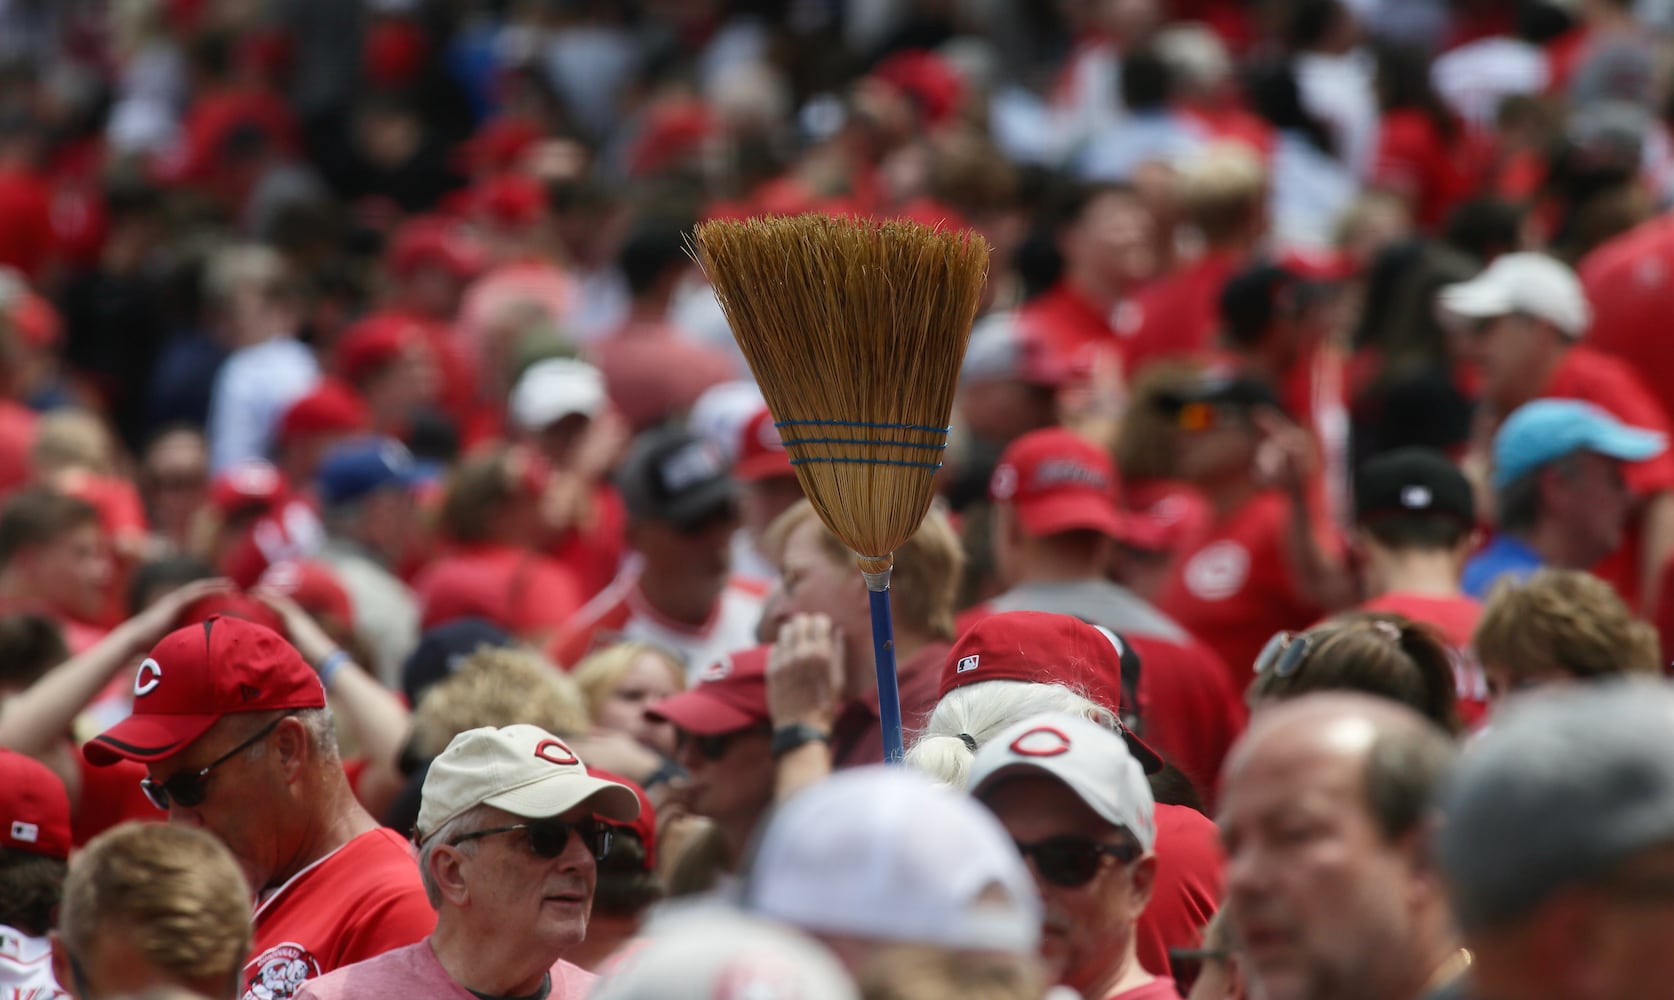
[1137,804,1224,981]
[1372,110,1488,229]
[1155,491,1328,692]
[1541,346,1674,609]
[545,484,628,602]
[1579,215,1674,431]
[1357,592,1488,728]
[1126,633,1248,803]
[243,827,435,1000]
[1122,250,1244,379]
[413,544,584,642]
[1017,281,1134,368]
[831,640,950,768]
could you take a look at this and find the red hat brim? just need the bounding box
[85,711,223,766]
[644,689,764,736]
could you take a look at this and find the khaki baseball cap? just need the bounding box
[416,724,640,844]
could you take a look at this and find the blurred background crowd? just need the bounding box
[4,0,1674,999]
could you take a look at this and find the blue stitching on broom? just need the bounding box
[775,418,951,434]
[790,457,944,470]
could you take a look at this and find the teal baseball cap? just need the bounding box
[1492,399,1666,489]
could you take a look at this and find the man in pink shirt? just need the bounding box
[296,724,641,1000]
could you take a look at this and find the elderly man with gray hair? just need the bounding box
[1434,680,1674,1000]
[297,724,640,1000]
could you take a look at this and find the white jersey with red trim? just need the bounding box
[0,925,67,1000]
[552,570,765,681]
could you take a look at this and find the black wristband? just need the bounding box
[771,723,831,759]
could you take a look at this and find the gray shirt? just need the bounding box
[987,579,1189,644]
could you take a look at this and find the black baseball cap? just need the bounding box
[1354,447,1475,525]
[1154,373,1283,415]
[617,426,738,529]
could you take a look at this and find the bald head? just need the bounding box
[1218,693,1460,1000]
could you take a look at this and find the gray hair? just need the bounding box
[417,806,493,909]
[904,680,1120,789]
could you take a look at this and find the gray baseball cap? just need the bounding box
[1435,679,1674,931]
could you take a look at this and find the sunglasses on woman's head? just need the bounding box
[1254,630,1314,679]
[1014,835,1141,888]
[140,711,298,811]
[450,816,614,862]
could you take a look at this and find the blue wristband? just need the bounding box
[316,649,352,689]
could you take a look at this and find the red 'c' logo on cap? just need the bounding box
[134,658,162,697]
[534,738,578,766]
[1009,726,1073,757]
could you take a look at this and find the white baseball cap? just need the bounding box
[744,766,1042,955]
[968,712,1157,852]
[1436,251,1591,339]
[415,724,640,843]
[509,359,607,433]
[592,906,858,1000]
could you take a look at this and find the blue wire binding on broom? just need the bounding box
[775,418,951,433]
[789,457,944,469]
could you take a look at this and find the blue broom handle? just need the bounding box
[862,572,905,763]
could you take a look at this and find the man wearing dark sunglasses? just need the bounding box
[969,712,1174,1000]
[83,615,435,1000]
[645,645,776,870]
[296,724,640,1000]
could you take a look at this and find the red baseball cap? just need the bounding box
[173,591,286,634]
[590,768,658,871]
[472,174,547,229]
[734,407,796,483]
[0,749,71,859]
[334,313,423,385]
[259,559,353,626]
[644,646,770,736]
[388,216,486,280]
[85,615,326,766]
[990,428,1152,543]
[938,611,1163,773]
[209,460,287,518]
[276,380,371,447]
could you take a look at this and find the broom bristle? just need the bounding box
[694,214,989,567]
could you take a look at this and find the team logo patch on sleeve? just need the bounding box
[243,943,321,1000]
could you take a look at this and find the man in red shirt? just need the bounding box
[970,712,1179,1000]
[1017,182,1159,367]
[1152,375,1350,686]
[1439,250,1674,611]
[1219,694,1466,1000]
[972,426,1248,795]
[84,615,435,1000]
[296,724,637,1000]
[1351,448,1489,726]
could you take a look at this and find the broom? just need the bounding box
[694,214,989,762]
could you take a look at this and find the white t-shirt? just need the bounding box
[0,924,68,1000]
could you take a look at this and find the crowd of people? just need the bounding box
[3,0,1674,998]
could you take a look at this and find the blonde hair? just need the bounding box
[59,823,251,993]
[1475,569,1661,681]
[856,944,1045,1000]
[572,641,686,722]
[762,500,964,640]
[411,647,589,756]
[1177,143,1267,244]
[32,409,116,478]
[904,680,1119,789]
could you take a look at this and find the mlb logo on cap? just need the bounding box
[0,749,71,859]
[956,654,980,674]
[10,820,38,844]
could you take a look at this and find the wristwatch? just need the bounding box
[771,723,831,759]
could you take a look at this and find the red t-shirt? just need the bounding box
[0,168,56,280]
[1155,491,1327,692]
[1111,979,1185,1000]
[1137,803,1224,981]
[243,827,435,1000]
[1122,250,1244,379]
[413,544,584,641]
[0,399,34,499]
[1126,633,1248,804]
[545,484,627,602]
[1541,346,1674,609]
[1017,280,1132,369]
[1356,591,1488,728]
[1579,215,1674,432]
[830,640,950,768]
[72,746,158,847]
[1372,110,1487,229]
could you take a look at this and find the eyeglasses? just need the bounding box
[140,711,298,811]
[1015,835,1141,888]
[680,726,768,762]
[1254,630,1315,679]
[451,817,614,862]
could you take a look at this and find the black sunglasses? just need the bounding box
[140,711,297,811]
[451,817,614,862]
[1254,630,1314,679]
[1015,836,1141,888]
[680,726,768,762]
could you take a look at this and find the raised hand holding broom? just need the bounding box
[694,214,988,762]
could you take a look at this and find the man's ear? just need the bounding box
[1129,853,1160,913]
[427,844,471,908]
[50,931,80,1000]
[272,716,310,781]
